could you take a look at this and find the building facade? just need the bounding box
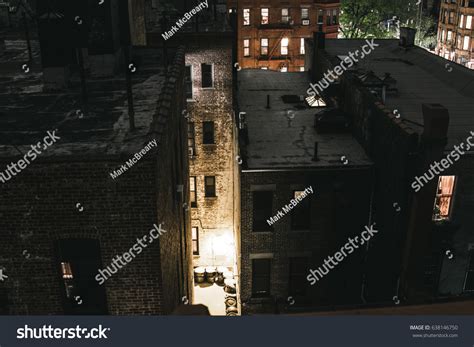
[227,0,340,72]
[436,0,474,69]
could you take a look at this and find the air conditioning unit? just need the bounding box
[188,147,195,156]
[302,19,310,25]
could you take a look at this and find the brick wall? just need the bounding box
[0,47,192,315]
[240,168,372,314]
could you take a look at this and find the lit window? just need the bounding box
[467,15,473,29]
[301,8,309,23]
[261,38,268,55]
[261,66,268,70]
[280,66,288,72]
[282,8,289,23]
[190,176,197,207]
[261,8,269,24]
[243,39,250,57]
[192,227,199,255]
[447,30,453,42]
[187,122,195,156]
[205,176,216,197]
[61,262,74,279]
[460,14,465,28]
[299,66,305,72]
[243,8,250,26]
[300,37,305,55]
[281,37,289,55]
[464,36,470,50]
[432,176,456,221]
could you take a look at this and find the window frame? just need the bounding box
[192,226,199,255]
[281,37,289,55]
[202,121,215,145]
[260,38,269,55]
[190,176,197,207]
[261,8,269,25]
[204,176,216,197]
[243,39,250,57]
[201,63,214,89]
[187,122,196,157]
[252,191,273,232]
[252,258,271,297]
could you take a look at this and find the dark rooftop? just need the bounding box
[237,69,372,170]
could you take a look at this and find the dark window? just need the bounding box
[190,176,197,207]
[185,65,193,99]
[423,252,441,289]
[55,239,108,315]
[291,191,311,230]
[253,191,273,231]
[332,9,338,25]
[192,227,199,255]
[289,257,308,297]
[252,259,271,297]
[188,122,196,156]
[326,10,331,26]
[202,121,215,144]
[464,250,474,291]
[205,176,216,197]
[201,63,213,88]
[317,9,324,24]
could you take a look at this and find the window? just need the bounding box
[447,30,453,42]
[460,14,465,28]
[261,8,269,24]
[185,65,193,100]
[202,121,214,144]
[289,257,308,296]
[281,37,289,55]
[201,63,213,88]
[282,8,289,23]
[299,66,305,72]
[467,15,473,29]
[326,10,331,26]
[301,8,309,24]
[317,9,324,24]
[291,191,311,230]
[243,8,250,25]
[187,122,195,156]
[449,11,455,24]
[261,38,268,55]
[204,176,216,197]
[464,250,474,291]
[252,191,273,231]
[280,65,288,72]
[192,227,199,255]
[423,252,441,288]
[432,176,456,221]
[55,239,108,315]
[332,9,338,25]
[463,36,471,50]
[243,39,250,57]
[300,37,305,55]
[190,176,197,207]
[252,259,271,297]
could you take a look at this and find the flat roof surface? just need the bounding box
[237,69,372,170]
[324,39,474,150]
[0,42,169,159]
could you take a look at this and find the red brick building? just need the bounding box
[227,0,340,71]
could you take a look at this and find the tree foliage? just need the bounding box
[339,0,437,48]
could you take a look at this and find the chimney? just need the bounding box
[312,142,319,161]
[399,27,417,47]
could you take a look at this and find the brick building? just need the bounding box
[436,0,474,69]
[308,32,474,306]
[0,1,193,315]
[227,0,340,72]
[236,70,373,314]
[185,33,240,270]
